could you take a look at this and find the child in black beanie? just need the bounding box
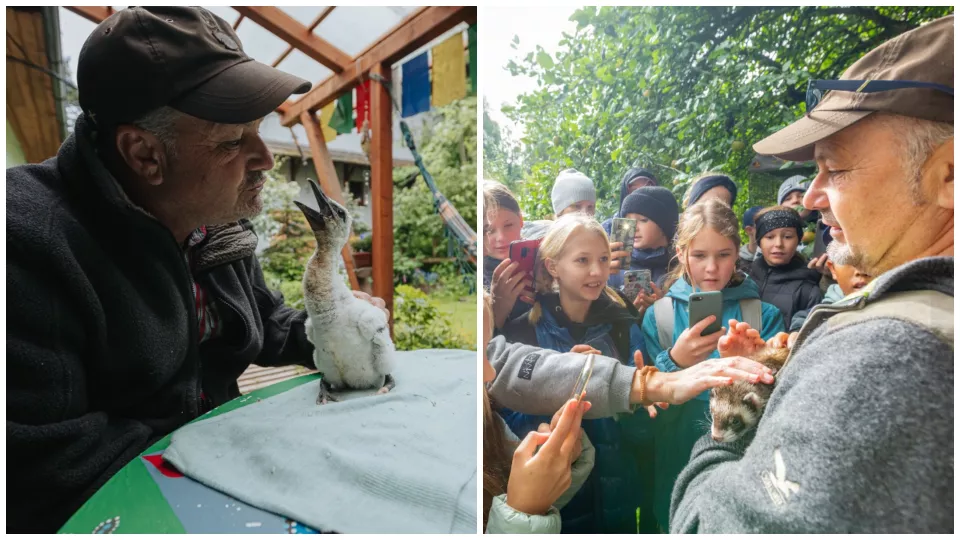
[607,186,680,312]
[748,206,823,329]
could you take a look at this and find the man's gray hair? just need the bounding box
[132,106,184,158]
[878,113,953,203]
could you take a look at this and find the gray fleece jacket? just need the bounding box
[486,339,637,420]
[670,256,953,533]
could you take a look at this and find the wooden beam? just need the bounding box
[280,6,474,126]
[270,7,335,68]
[369,63,394,332]
[232,13,244,30]
[299,110,361,291]
[233,6,351,74]
[65,6,113,24]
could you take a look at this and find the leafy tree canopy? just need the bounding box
[499,6,953,220]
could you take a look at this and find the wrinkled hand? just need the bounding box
[491,259,533,328]
[608,242,630,275]
[718,319,766,358]
[808,253,829,275]
[632,282,663,316]
[670,316,724,368]
[352,290,389,319]
[654,356,776,405]
[506,399,586,516]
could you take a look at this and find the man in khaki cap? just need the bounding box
[671,16,953,533]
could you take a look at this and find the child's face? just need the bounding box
[624,212,667,249]
[827,260,872,296]
[546,229,610,303]
[782,191,805,208]
[558,200,596,218]
[482,301,495,384]
[683,228,737,291]
[759,227,800,266]
[483,209,523,260]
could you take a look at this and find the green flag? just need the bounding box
[329,92,353,135]
[468,23,477,95]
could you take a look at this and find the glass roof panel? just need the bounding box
[276,49,333,85]
[312,6,419,57]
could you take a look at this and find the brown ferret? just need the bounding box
[709,346,789,443]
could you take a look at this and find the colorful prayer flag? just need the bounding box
[468,24,477,95]
[431,33,466,108]
[319,102,338,141]
[401,52,430,118]
[330,92,353,135]
[355,80,371,131]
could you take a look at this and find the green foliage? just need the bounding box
[394,284,473,351]
[483,98,525,188]
[498,6,953,221]
[392,96,478,282]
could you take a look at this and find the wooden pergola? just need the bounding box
[66,6,476,329]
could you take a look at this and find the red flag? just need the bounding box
[355,80,371,131]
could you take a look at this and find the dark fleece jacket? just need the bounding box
[749,255,823,329]
[6,115,314,532]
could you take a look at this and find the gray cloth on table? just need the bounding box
[163,349,477,534]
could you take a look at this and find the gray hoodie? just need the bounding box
[670,256,953,533]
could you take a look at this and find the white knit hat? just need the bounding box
[551,169,596,215]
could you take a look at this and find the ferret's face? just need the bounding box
[709,391,761,443]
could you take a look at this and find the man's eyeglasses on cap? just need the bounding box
[805,78,954,112]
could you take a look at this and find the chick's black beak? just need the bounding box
[294,200,326,232]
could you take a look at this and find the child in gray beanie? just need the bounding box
[551,169,597,217]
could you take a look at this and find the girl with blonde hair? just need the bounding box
[640,198,784,530]
[498,214,649,533]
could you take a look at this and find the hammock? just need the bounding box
[369,74,478,273]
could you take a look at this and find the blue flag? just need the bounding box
[401,52,430,118]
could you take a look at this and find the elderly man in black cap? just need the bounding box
[7,7,386,532]
[671,16,953,533]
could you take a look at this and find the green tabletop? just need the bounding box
[59,373,321,534]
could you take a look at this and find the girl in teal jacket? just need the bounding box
[640,198,784,531]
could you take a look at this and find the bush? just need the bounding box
[394,284,472,351]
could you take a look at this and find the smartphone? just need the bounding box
[622,269,653,299]
[570,353,594,403]
[508,238,541,292]
[688,290,723,336]
[610,218,636,269]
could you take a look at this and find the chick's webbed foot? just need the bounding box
[317,379,340,405]
[376,374,396,395]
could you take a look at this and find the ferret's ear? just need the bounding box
[743,392,763,411]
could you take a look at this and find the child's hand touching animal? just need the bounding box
[718,319,767,358]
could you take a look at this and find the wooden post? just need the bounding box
[370,63,394,331]
[299,110,361,291]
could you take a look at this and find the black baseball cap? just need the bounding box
[77,6,312,126]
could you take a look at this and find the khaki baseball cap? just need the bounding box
[754,15,953,162]
[78,7,312,126]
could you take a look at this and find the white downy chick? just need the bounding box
[294,180,395,404]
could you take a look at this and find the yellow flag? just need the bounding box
[431,33,466,108]
[320,102,338,141]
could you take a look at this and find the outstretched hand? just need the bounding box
[631,350,669,418]
[655,356,776,405]
[718,319,766,358]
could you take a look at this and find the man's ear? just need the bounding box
[924,137,953,210]
[114,125,167,186]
